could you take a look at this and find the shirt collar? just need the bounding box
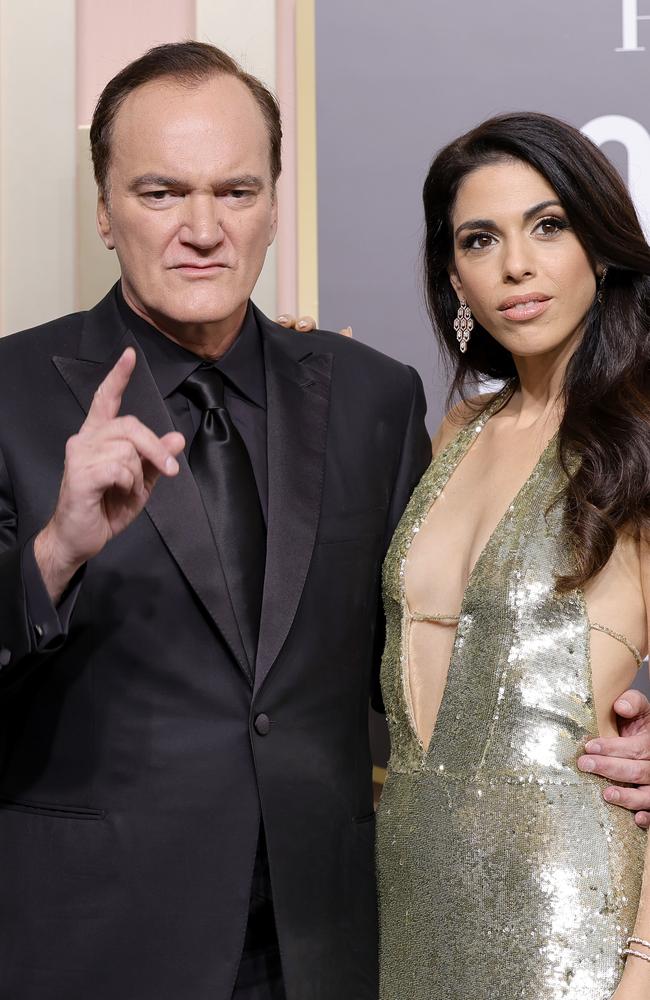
[115,283,266,408]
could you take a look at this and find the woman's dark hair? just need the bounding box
[90,41,282,199]
[423,111,650,590]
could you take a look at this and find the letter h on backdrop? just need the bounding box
[617,0,650,50]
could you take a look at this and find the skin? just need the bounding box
[97,74,278,358]
[276,314,351,337]
[424,158,650,998]
[444,161,650,826]
[35,72,278,601]
[285,166,650,988]
[280,192,650,815]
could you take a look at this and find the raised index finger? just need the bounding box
[85,348,137,427]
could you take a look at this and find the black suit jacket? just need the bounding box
[0,290,430,1000]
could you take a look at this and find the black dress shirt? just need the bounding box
[24,284,269,648]
[116,284,268,517]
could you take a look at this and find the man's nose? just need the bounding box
[179,194,224,249]
[501,236,535,282]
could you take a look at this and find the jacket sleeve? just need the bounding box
[370,366,431,713]
[0,443,82,694]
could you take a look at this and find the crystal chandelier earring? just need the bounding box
[453,299,474,353]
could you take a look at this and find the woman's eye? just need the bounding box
[462,232,495,250]
[535,216,568,236]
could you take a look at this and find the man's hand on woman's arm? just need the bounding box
[577,689,650,828]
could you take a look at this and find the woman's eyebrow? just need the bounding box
[455,217,495,237]
[522,199,563,222]
[455,199,564,238]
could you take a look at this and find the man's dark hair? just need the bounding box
[90,40,282,197]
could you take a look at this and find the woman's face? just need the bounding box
[449,159,599,362]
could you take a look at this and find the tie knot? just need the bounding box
[182,365,225,411]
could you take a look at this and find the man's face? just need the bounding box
[97,74,278,350]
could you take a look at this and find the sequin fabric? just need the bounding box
[377,396,647,1000]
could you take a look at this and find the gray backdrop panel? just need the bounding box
[315,0,650,729]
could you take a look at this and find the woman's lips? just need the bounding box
[498,297,552,322]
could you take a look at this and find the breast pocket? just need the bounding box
[0,797,105,820]
[317,506,387,545]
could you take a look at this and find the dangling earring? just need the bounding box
[453,299,474,353]
[597,265,609,304]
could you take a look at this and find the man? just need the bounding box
[0,39,649,1000]
[0,42,431,1000]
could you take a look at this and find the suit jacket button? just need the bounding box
[254,713,271,736]
[0,648,10,668]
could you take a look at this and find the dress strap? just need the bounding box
[590,622,644,668]
[435,386,514,465]
[410,612,460,624]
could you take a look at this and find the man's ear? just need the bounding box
[97,193,115,250]
[268,194,278,247]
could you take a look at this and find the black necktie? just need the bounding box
[181,365,266,672]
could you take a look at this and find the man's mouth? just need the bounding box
[173,262,229,272]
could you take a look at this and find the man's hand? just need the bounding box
[577,689,650,829]
[34,348,185,603]
[276,314,353,337]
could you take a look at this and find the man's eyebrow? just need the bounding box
[128,174,265,191]
[454,200,564,238]
[129,174,186,191]
[222,175,264,188]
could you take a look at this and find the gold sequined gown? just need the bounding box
[377,397,647,1000]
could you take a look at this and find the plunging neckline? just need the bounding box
[410,402,559,619]
[401,399,559,756]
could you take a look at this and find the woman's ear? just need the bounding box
[448,267,464,301]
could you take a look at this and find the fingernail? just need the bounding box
[165,456,178,474]
[585,741,601,753]
[578,757,595,772]
[617,699,632,713]
[296,320,308,329]
[277,315,288,323]
[604,787,620,803]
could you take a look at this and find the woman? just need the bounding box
[376,112,650,999]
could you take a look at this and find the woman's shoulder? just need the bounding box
[431,392,499,457]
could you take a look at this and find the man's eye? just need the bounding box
[143,190,174,201]
[229,189,252,199]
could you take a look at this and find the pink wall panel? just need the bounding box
[275,0,297,316]
[76,0,196,126]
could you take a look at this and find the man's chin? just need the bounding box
[148,297,246,331]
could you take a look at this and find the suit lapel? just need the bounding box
[254,310,333,692]
[52,290,251,680]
